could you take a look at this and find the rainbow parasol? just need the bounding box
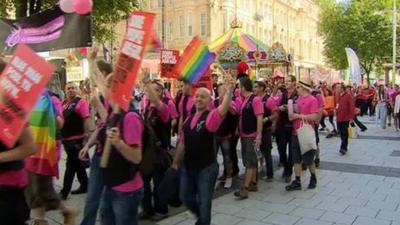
[209,28,268,53]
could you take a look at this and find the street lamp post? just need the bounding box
[393,0,397,84]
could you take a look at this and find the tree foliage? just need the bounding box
[318,0,396,84]
[0,0,138,43]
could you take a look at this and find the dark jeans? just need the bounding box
[353,116,367,131]
[260,129,273,178]
[0,186,30,225]
[337,121,350,151]
[100,187,143,225]
[81,154,104,225]
[229,135,240,176]
[61,138,88,198]
[275,127,293,177]
[368,100,375,116]
[142,163,168,215]
[216,138,232,170]
[180,162,218,225]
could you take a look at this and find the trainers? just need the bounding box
[326,133,334,139]
[339,149,346,155]
[234,187,249,199]
[265,177,274,182]
[62,208,77,225]
[248,183,258,192]
[315,158,320,168]
[308,178,317,189]
[151,213,168,221]
[285,180,301,191]
[224,177,233,189]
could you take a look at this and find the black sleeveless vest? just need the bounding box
[61,97,84,139]
[0,142,23,173]
[182,95,196,122]
[262,94,273,130]
[143,98,171,150]
[101,112,140,187]
[213,99,237,137]
[183,111,216,170]
[241,95,257,135]
[278,90,298,128]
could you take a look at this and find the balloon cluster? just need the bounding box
[59,0,93,15]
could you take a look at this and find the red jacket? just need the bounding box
[336,92,355,122]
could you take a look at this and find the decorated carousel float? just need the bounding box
[208,19,292,81]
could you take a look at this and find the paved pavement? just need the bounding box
[47,116,400,225]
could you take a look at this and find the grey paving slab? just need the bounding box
[46,116,400,225]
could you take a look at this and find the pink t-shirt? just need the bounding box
[265,97,276,112]
[315,94,324,109]
[179,108,224,142]
[52,96,63,118]
[143,100,170,124]
[112,112,144,193]
[0,169,27,187]
[239,95,264,138]
[73,98,90,118]
[168,100,179,119]
[292,94,318,135]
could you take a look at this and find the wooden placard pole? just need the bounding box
[100,106,121,168]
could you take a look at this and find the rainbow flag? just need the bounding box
[25,92,57,176]
[173,36,216,84]
[249,68,256,82]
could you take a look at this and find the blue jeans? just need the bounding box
[180,162,218,225]
[80,154,103,225]
[377,102,388,128]
[100,187,144,225]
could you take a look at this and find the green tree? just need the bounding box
[0,0,138,43]
[318,0,395,85]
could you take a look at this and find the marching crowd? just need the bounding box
[1,55,400,225]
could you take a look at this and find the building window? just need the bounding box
[158,0,162,7]
[188,15,193,37]
[201,13,207,36]
[168,22,173,40]
[179,15,184,37]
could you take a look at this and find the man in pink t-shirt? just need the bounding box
[234,77,264,200]
[172,78,234,225]
[286,80,319,192]
[254,81,277,181]
[60,82,90,200]
[100,108,144,225]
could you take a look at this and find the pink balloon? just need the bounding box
[59,0,75,13]
[73,0,93,15]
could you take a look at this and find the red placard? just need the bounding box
[110,11,156,111]
[0,44,54,147]
[160,49,179,78]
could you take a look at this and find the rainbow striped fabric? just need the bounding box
[249,68,256,82]
[173,36,216,84]
[26,92,57,176]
